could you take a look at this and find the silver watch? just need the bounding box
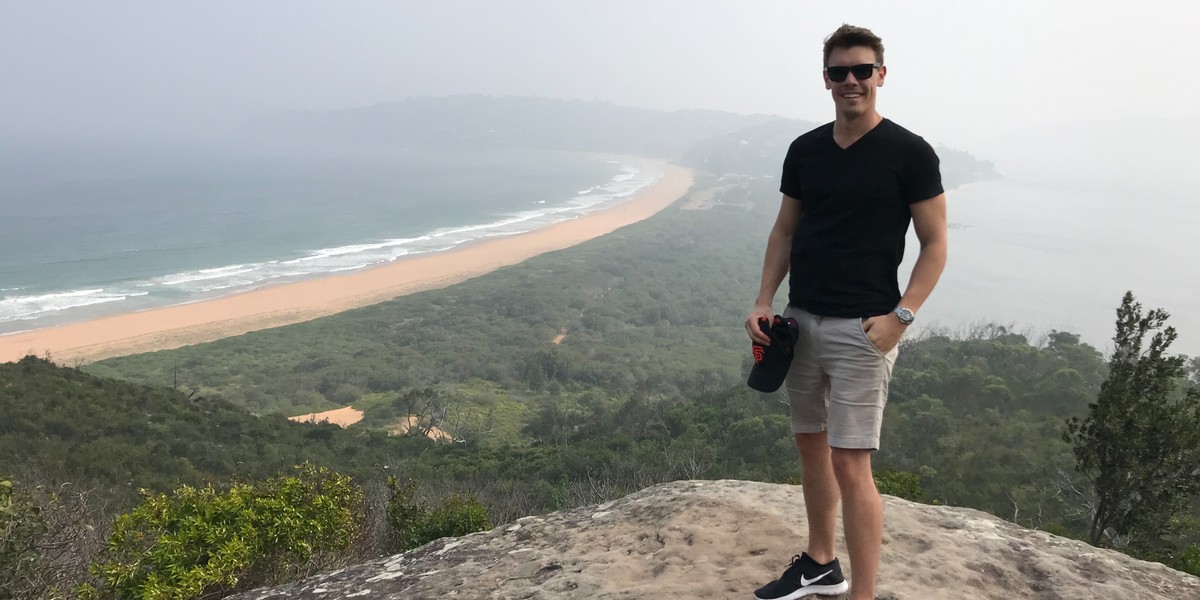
[893,306,915,325]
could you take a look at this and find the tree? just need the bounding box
[1064,292,1200,554]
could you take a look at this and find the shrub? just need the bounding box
[0,477,104,600]
[82,464,362,600]
[1,478,45,600]
[384,477,491,553]
[873,469,925,502]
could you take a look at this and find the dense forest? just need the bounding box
[2,102,1194,598]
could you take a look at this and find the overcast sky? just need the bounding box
[3,0,1198,153]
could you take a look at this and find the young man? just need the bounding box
[745,25,948,600]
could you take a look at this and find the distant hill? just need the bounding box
[247,95,998,185]
[247,95,783,159]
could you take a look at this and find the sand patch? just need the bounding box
[552,327,567,345]
[390,415,455,442]
[287,406,364,428]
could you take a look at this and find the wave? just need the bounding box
[0,160,664,327]
[0,289,149,322]
[153,264,256,286]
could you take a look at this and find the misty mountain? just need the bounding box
[247,95,785,159]
[248,95,997,185]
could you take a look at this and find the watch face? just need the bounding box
[895,307,914,324]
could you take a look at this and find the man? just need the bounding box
[746,24,948,600]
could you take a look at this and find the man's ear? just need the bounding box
[877,65,887,86]
[823,71,832,90]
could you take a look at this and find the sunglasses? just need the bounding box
[825,63,881,83]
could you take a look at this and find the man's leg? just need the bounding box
[795,431,838,564]
[832,448,882,600]
[822,315,897,599]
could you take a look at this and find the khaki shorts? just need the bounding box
[783,305,898,450]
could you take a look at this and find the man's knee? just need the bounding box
[830,447,875,492]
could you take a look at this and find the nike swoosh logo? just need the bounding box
[800,569,833,586]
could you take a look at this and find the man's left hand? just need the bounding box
[862,314,905,353]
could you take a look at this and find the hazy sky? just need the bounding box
[3,0,1198,152]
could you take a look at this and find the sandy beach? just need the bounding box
[1,159,693,364]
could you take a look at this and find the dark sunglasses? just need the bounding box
[825,63,881,83]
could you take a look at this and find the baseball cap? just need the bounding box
[747,315,800,393]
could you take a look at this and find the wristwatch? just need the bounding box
[893,306,915,325]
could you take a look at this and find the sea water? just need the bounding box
[0,140,660,334]
[904,178,1200,356]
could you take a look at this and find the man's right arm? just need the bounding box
[745,195,802,344]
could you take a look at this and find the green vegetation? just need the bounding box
[0,356,407,506]
[385,476,491,553]
[1,478,41,600]
[82,465,361,600]
[1065,292,1200,561]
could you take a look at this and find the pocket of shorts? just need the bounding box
[857,318,887,356]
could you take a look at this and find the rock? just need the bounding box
[227,480,1200,599]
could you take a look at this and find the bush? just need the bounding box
[385,477,492,553]
[1175,544,1200,577]
[1,478,44,600]
[873,470,925,502]
[0,477,104,600]
[82,464,363,600]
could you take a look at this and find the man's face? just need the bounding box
[824,46,886,118]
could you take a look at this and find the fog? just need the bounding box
[3,1,1198,351]
[3,1,1195,146]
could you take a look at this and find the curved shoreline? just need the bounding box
[1,159,694,364]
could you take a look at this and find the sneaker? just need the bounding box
[753,553,849,599]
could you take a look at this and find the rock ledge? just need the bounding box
[229,479,1200,600]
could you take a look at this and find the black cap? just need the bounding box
[747,315,800,393]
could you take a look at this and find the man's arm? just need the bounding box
[745,195,803,344]
[863,193,948,350]
[898,193,948,313]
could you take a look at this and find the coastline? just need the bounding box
[1,159,694,364]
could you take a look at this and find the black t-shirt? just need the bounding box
[779,118,943,318]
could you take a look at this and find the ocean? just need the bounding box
[906,177,1200,356]
[0,140,659,334]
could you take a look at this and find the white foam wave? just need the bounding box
[0,289,148,322]
[155,264,255,286]
[3,159,665,326]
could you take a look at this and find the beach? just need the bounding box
[1,159,694,364]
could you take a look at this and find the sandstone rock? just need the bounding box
[227,480,1200,599]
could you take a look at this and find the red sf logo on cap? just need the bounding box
[752,345,765,363]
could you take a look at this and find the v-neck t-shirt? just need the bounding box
[779,118,943,318]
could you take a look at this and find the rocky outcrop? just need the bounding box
[228,480,1200,599]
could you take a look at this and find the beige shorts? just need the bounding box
[783,305,899,450]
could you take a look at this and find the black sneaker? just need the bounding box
[753,553,849,599]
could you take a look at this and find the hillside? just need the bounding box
[0,356,409,505]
